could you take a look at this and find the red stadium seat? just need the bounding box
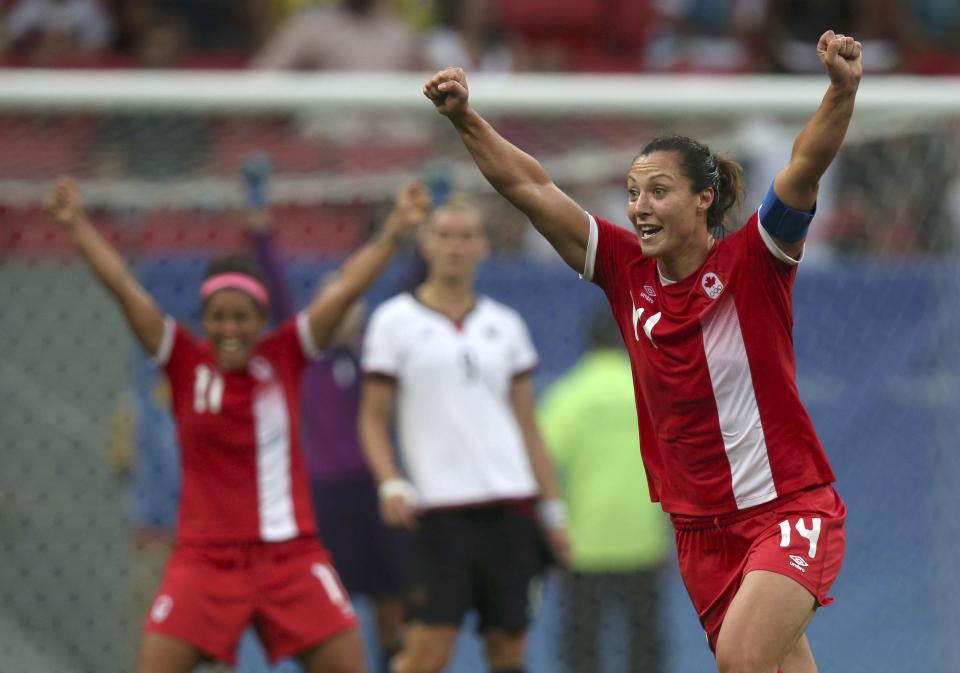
[210,120,326,174]
[0,116,94,178]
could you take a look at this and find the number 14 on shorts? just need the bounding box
[778,517,821,572]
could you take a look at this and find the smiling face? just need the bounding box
[420,206,489,282]
[201,289,267,371]
[627,150,715,264]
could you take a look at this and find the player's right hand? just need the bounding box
[44,176,84,228]
[423,67,470,119]
[380,493,417,530]
[386,180,431,238]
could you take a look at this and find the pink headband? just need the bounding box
[200,272,269,308]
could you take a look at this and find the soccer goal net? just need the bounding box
[1,71,958,673]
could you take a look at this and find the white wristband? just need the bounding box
[537,498,568,530]
[378,478,418,505]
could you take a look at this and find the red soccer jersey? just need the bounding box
[585,212,835,516]
[156,313,320,543]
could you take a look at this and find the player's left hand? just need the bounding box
[817,30,862,92]
[546,527,573,568]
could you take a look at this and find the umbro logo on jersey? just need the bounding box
[701,272,724,299]
[789,554,809,573]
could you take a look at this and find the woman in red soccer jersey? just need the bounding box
[422,30,861,673]
[45,177,430,673]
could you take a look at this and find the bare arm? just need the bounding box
[304,181,429,349]
[424,68,589,272]
[45,177,166,356]
[359,377,417,529]
[510,374,572,566]
[772,30,862,257]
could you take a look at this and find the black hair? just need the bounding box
[635,134,744,237]
[202,254,268,315]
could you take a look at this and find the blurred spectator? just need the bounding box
[762,0,904,73]
[253,0,423,70]
[901,0,960,74]
[644,0,766,73]
[0,0,113,64]
[494,0,655,72]
[110,0,259,67]
[110,0,191,68]
[422,0,513,72]
[539,311,671,673]
[149,0,259,53]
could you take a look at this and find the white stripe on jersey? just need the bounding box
[153,315,176,366]
[296,311,322,359]
[253,381,298,541]
[700,297,778,509]
[580,213,599,281]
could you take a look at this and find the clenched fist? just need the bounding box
[423,67,470,119]
[45,176,86,229]
[817,30,862,92]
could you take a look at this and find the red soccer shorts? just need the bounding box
[672,485,846,651]
[144,537,358,665]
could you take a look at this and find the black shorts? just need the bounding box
[407,504,551,633]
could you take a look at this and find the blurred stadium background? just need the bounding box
[1,1,959,672]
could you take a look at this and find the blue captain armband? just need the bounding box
[758,182,815,243]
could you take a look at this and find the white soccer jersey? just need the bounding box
[362,293,540,508]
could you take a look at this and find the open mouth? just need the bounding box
[220,338,243,353]
[638,224,663,241]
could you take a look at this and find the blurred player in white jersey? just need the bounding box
[45,177,429,673]
[423,29,862,673]
[359,197,571,673]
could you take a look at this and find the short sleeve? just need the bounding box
[581,214,643,289]
[154,317,199,392]
[361,304,400,378]
[295,311,322,360]
[507,312,539,376]
[152,315,177,366]
[257,313,320,374]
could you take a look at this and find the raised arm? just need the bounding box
[303,181,430,349]
[771,30,862,258]
[45,177,166,356]
[424,68,589,272]
[510,374,572,566]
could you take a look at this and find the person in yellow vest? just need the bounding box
[539,309,671,673]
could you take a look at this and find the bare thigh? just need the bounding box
[298,628,369,673]
[714,570,817,673]
[392,622,460,673]
[483,628,526,670]
[134,632,201,673]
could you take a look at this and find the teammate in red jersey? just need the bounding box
[45,177,430,673]
[423,29,861,673]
